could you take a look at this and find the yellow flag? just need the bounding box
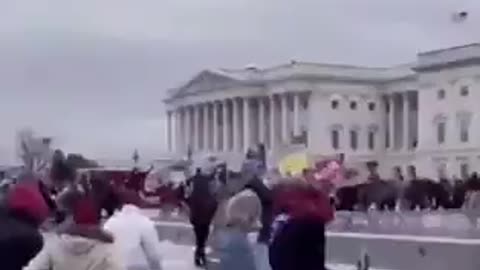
[278,152,309,176]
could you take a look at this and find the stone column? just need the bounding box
[184,106,191,150]
[166,110,172,152]
[258,97,266,144]
[388,95,395,150]
[171,110,178,152]
[194,104,201,151]
[174,109,182,152]
[403,92,410,151]
[281,93,289,143]
[293,93,301,137]
[232,98,240,152]
[243,97,251,153]
[222,100,230,151]
[269,95,276,150]
[203,104,209,151]
[213,102,219,152]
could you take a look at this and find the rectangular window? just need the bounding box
[437,163,447,179]
[437,122,446,144]
[350,130,358,150]
[368,131,375,150]
[331,130,340,150]
[437,89,445,100]
[460,119,469,143]
[460,163,469,179]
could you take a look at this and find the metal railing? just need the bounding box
[328,210,480,238]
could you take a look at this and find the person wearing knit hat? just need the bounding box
[25,194,123,270]
[0,181,50,270]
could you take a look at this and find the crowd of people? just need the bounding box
[0,145,356,270]
[183,146,341,270]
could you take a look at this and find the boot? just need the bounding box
[194,249,207,268]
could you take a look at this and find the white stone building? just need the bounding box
[164,43,480,179]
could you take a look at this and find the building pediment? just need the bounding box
[169,70,238,99]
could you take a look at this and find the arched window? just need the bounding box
[331,100,339,109]
[350,101,357,110]
[329,94,343,110]
[368,102,376,111]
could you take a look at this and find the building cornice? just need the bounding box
[165,63,417,103]
[412,57,480,72]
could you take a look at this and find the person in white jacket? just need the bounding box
[103,191,163,270]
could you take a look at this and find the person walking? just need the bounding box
[242,148,274,270]
[185,168,218,267]
[216,183,262,270]
[0,181,50,270]
[25,195,122,270]
[103,190,163,270]
[269,180,334,270]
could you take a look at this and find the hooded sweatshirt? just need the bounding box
[103,204,163,270]
[24,226,123,270]
[25,193,122,270]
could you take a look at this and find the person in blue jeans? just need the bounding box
[216,187,262,270]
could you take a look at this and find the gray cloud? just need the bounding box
[0,0,478,163]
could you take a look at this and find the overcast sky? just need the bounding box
[0,0,478,164]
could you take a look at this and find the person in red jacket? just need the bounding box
[269,180,334,270]
[0,181,50,270]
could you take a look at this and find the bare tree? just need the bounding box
[15,128,54,177]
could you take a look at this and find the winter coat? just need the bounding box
[186,174,218,226]
[24,225,123,270]
[269,217,326,270]
[0,182,50,270]
[245,177,273,243]
[269,183,333,270]
[103,204,163,270]
[0,209,44,270]
[272,183,334,223]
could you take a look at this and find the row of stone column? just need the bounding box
[386,91,412,151]
[166,92,306,154]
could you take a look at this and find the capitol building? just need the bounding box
[164,43,480,179]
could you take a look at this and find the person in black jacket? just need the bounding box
[242,145,274,270]
[186,168,218,267]
[0,181,50,270]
